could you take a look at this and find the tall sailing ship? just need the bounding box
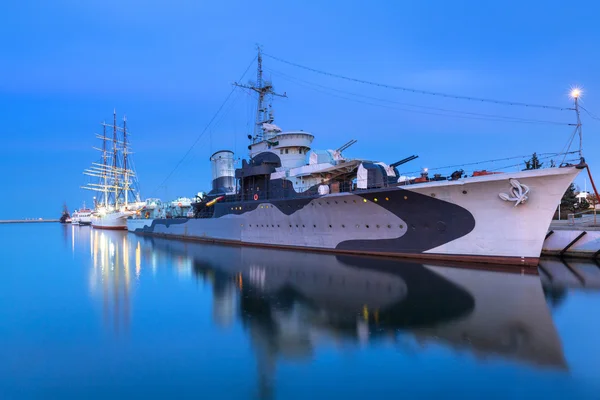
[128,50,585,267]
[82,111,143,230]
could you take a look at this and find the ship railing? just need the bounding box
[210,179,409,205]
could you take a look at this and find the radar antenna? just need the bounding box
[234,46,287,144]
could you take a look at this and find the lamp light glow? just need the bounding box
[570,86,583,99]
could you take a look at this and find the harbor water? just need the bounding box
[1,223,599,399]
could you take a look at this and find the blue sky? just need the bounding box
[2,0,600,218]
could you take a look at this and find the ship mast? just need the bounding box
[234,47,287,144]
[123,115,129,206]
[112,109,119,208]
[102,122,108,208]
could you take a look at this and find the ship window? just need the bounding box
[329,224,332,228]
[387,225,391,228]
[376,225,380,228]
[313,224,316,228]
[296,224,299,228]
[280,149,283,154]
[302,225,305,228]
[344,200,347,204]
[342,224,345,228]
[285,149,289,154]
[400,224,404,229]
[290,224,292,227]
[386,197,389,201]
[366,225,370,228]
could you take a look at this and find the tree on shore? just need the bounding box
[524,152,543,170]
[561,183,589,213]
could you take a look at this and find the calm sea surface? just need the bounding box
[1,223,599,399]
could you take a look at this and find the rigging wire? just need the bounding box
[266,68,570,126]
[151,55,257,195]
[581,105,600,121]
[401,151,578,175]
[262,52,569,111]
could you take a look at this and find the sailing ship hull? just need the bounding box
[92,212,132,230]
[128,166,581,267]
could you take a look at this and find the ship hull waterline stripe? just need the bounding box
[132,231,540,269]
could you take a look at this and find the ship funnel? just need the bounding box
[209,150,236,195]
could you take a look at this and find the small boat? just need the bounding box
[59,203,71,224]
[72,202,93,226]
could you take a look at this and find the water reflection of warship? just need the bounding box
[148,238,567,398]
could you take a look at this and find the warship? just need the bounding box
[128,50,585,267]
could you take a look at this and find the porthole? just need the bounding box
[329,224,332,228]
[296,224,299,228]
[277,225,280,227]
[344,200,347,204]
[271,225,274,227]
[387,224,391,228]
[326,201,330,205]
[335,201,338,204]
[353,200,356,203]
[462,190,468,194]
[400,224,404,229]
[374,198,378,202]
[385,197,389,201]
[313,224,316,228]
[366,225,370,228]
[290,224,292,228]
[356,224,360,228]
[404,196,408,200]
[249,224,252,227]
[261,224,264,227]
[376,225,380,228]
[342,224,345,228]
[302,225,305,228]
[363,199,367,203]
[431,193,436,197]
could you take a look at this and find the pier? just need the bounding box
[0,219,59,224]
[543,220,600,259]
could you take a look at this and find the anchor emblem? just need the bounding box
[499,178,530,207]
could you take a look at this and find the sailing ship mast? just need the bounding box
[102,122,108,208]
[123,115,129,206]
[81,110,141,209]
[112,110,119,208]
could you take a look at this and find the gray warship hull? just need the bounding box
[128,165,580,267]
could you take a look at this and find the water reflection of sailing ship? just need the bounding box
[82,110,143,230]
[149,238,567,398]
[87,230,135,333]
